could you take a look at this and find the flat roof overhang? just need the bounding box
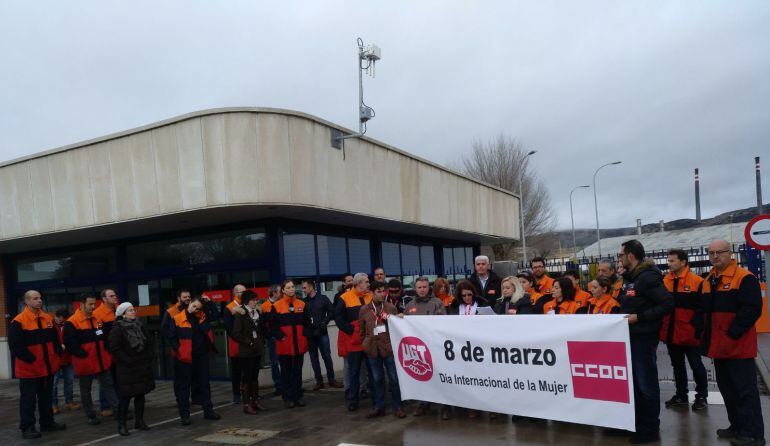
[0,204,513,254]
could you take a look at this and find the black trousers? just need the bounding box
[243,356,262,399]
[278,355,304,402]
[19,376,54,431]
[631,334,661,435]
[714,358,764,439]
[229,356,244,397]
[175,355,212,417]
[118,394,145,421]
[666,343,708,398]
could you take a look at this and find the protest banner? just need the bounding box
[388,314,635,431]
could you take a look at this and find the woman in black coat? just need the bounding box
[494,276,534,315]
[109,302,155,436]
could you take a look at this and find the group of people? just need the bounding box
[10,289,154,439]
[8,237,766,446]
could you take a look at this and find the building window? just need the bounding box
[16,248,117,282]
[443,245,474,278]
[317,235,347,275]
[401,244,420,275]
[348,238,371,274]
[283,233,317,277]
[420,246,436,275]
[126,228,266,270]
[381,242,401,275]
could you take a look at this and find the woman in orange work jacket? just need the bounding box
[268,279,310,409]
[578,277,621,314]
[433,277,454,308]
[543,278,581,314]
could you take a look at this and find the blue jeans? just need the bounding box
[346,351,372,405]
[267,338,283,393]
[52,364,74,406]
[631,334,661,435]
[307,333,336,384]
[368,355,402,411]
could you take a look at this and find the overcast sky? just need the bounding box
[1,1,768,231]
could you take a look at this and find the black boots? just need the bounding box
[134,401,150,431]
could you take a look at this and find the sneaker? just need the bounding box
[664,394,688,408]
[21,427,41,439]
[328,380,344,389]
[729,437,766,446]
[692,397,708,411]
[52,406,61,415]
[180,417,191,426]
[100,409,113,417]
[718,427,738,439]
[64,402,81,410]
[629,431,660,444]
[40,422,66,432]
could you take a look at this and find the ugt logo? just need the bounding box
[567,341,630,404]
[397,336,433,381]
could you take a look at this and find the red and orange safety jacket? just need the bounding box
[334,289,372,357]
[223,299,242,358]
[695,261,762,359]
[9,307,61,379]
[659,267,703,346]
[268,296,309,356]
[574,288,592,307]
[63,309,112,376]
[543,299,581,314]
[170,309,215,364]
[578,294,621,314]
[535,275,555,295]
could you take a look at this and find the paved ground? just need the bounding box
[3,337,770,445]
[1,375,769,446]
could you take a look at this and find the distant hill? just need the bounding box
[552,203,768,249]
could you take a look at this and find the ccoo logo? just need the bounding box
[567,341,630,404]
[397,336,433,381]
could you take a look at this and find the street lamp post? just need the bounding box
[592,161,622,258]
[570,185,590,261]
[520,150,537,268]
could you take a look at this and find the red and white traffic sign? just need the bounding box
[745,214,770,251]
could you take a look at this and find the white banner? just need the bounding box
[388,314,635,431]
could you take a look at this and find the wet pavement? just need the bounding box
[1,373,769,446]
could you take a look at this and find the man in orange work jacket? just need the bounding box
[531,257,555,295]
[93,289,120,417]
[9,290,66,439]
[659,249,708,411]
[694,240,764,446]
[63,293,118,425]
[334,272,373,412]
[222,284,246,405]
[268,280,310,409]
[161,289,198,403]
[260,284,284,397]
[169,295,221,425]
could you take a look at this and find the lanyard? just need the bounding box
[371,302,384,324]
[463,303,474,315]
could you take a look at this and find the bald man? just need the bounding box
[695,240,764,445]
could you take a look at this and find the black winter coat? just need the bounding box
[494,294,535,315]
[618,260,674,336]
[108,319,155,397]
[305,293,333,337]
[469,271,503,303]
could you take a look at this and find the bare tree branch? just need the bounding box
[457,134,556,261]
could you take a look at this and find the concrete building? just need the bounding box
[0,107,519,379]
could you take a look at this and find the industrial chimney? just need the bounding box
[757,157,764,215]
[695,168,702,223]
[636,219,642,235]
[659,220,665,232]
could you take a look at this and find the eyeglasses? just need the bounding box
[708,250,730,257]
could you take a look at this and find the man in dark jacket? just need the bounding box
[617,239,673,444]
[302,279,342,391]
[468,255,500,305]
